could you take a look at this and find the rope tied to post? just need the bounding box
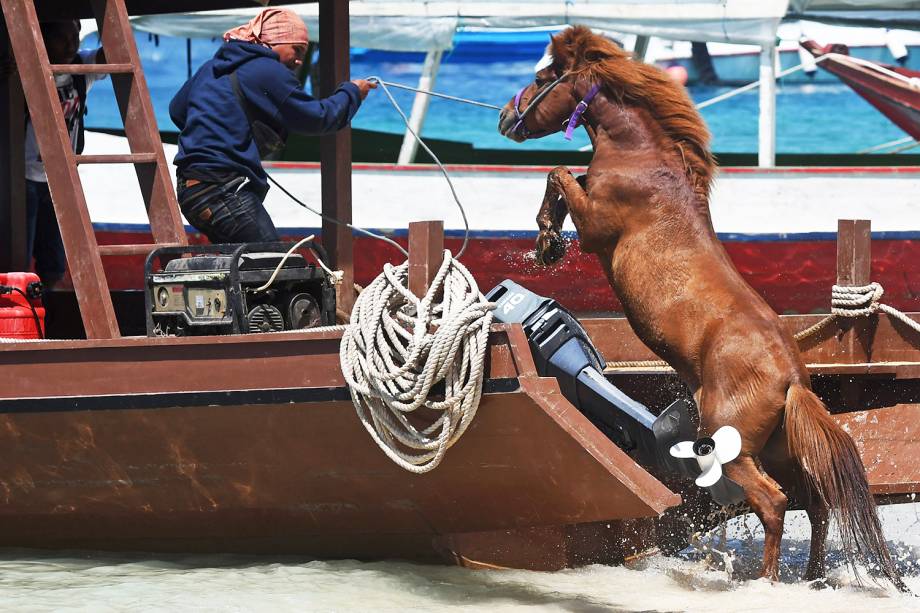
[832,282,885,316]
[795,282,920,341]
[339,251,495,473]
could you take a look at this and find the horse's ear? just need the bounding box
[549,33,574,72]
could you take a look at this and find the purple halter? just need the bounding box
[511,76,601,141]
[563,83,601,140]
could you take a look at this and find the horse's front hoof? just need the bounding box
[536,233,566,266]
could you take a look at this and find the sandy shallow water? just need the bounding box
[0,504,917,612]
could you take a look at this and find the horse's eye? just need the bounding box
[535,77,546,87]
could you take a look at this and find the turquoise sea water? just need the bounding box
[83,32,909,155]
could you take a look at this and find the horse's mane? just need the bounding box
[552,26,716,200]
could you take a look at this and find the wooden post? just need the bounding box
[319,0,355,314]
[836,219,871,289]
[836,219,873,406]
[408,220,444,298]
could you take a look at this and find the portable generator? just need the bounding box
[145,242,336,337]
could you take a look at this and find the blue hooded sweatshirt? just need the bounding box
[169,40,361,196]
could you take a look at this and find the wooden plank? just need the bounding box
[319,0,355,313]
[50,62,133,74]
[90,0,186,247]
[834,404,920,495]
[98,242,184,256]
[408,220,443,298]
[584,313,920,367]
[603,361,920,379]
[1,0,119,338]
[0,326,542,396]
[75,153,156,164]
[0,22,25,272]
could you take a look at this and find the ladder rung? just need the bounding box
[51,63,134,75]
[99,243,187,257]
[75,153,158,165]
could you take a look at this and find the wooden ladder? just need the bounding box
[0,0,187,338]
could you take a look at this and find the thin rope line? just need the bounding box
[367,75,471,258]
[370,79,504,110]
[266,173,408,258]
[858,135,914,154]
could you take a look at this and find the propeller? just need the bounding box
[669,426,742,488]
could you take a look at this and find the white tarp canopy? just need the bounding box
[130,1,790,52]
[787,1,920,28]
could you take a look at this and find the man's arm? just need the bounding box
[276,81,363,135]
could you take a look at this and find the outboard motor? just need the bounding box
[486,280,744,506]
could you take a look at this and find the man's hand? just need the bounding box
[351,79,377,100]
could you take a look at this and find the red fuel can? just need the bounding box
[0,272,45,339]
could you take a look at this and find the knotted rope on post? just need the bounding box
[339,251,495,473]
[795,282,920,341]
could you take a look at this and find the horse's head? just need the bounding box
[498,54,577,142]
[498,26,628,142]
[500,26,716,268]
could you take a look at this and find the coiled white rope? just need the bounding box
[339,251,495,473]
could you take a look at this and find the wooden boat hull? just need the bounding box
[0,325,679,569]
[4,312,920,566]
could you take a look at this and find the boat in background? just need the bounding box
[652,22,920,85]
[802,38,920,142]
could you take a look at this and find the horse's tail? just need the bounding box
[785,383,906,591]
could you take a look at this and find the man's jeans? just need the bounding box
[25,179,66,286]
[177,177,279,244]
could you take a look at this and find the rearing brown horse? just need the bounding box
[498,26,904,589]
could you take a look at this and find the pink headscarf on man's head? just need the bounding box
[223,8,308,48]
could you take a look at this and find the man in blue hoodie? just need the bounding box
[169,8,375,244]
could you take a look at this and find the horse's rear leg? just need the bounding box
[804,498,829,582]
[762,430,828,583]
[722,455,789,581]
